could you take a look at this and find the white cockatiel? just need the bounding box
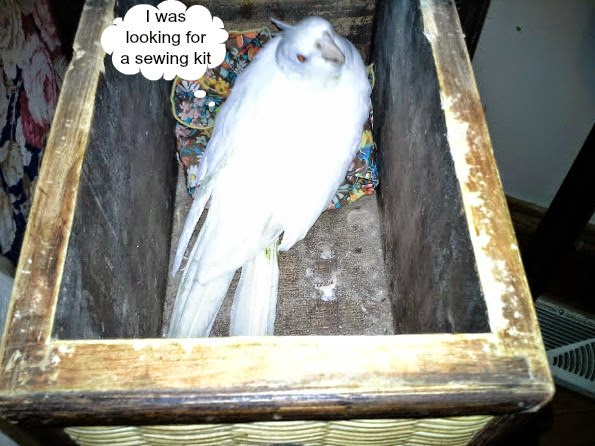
[168,17,371,337]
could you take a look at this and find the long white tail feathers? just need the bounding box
[169,240,279,337]
[230,243,279,336]
[171,183,212,278]
[167,270,235,337]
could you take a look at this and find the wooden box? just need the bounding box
[0,0,553,445]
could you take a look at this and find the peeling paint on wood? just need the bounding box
[0,0,553,435]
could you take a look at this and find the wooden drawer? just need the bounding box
[0,0,553,445]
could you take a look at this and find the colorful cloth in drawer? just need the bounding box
[171,29,378,210]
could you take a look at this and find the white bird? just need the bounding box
[168,16,371,337]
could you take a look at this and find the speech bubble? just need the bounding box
[101,0,228,91]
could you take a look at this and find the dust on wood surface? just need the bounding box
[188,0,376,61]
[163,166,394,336]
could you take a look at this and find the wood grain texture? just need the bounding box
[273,196,393,335]
[185,0,376,60]
[163,176,394,337]
[506,196,548,252]
[0,0,115,387]
[525,123,595,298]
[0,334,551,424]
[372,0,489,333]
[417,0,550,364]
[53,42,177,338]
[0,0,553,432]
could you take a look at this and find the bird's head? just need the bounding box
[272,17,348,82]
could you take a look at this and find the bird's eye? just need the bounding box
[296,54,307,63]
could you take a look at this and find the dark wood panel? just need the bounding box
[53,0,178,339]
[525,123,595,298]
[0,0,117,371]
[506,195,595,315]
[372,0,489,333]
[0,383,543,426]
[186,0,376,60]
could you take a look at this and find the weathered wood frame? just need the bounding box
[0,0,553,427]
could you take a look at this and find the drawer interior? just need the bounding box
[51,0,489,339]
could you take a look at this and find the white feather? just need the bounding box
[230,242,279,336]
[171,181,212,277]
[167,269,234,337]
[168,17,371,337]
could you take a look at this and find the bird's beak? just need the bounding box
[317,32,345,65]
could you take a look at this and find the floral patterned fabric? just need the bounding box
[0,0,66,265]
[172,29,378,208]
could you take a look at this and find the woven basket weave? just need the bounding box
[66,416,492,446]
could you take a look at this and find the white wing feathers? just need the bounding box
[171,180,212,278]
[168,17,370,337]
[168,269,235,337]
[230,243,279,336]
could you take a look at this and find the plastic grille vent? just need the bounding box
[536,298,595,398]
[535,299,595,350]
[547,339,595,397]
[550,340,595,381]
